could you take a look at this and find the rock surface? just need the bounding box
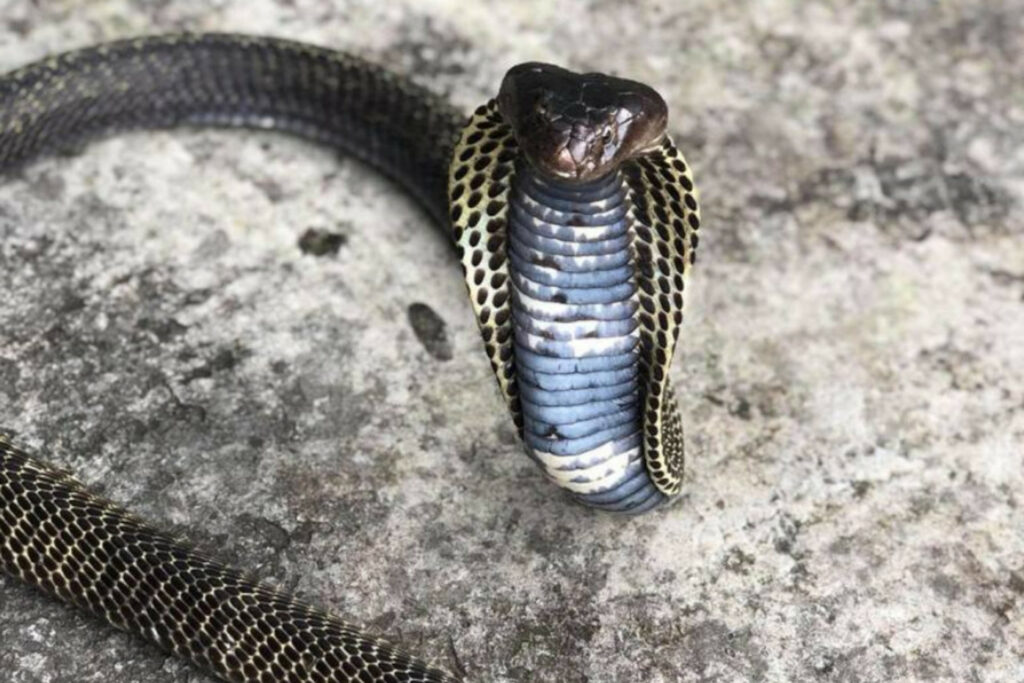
[1,1,1022,681]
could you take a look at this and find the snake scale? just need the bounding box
[0,34,700,682]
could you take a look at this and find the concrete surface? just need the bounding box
[1,1,1022,681]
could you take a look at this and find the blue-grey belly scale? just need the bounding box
[507,165,667,513]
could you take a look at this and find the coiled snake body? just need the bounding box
[0,34,700,682]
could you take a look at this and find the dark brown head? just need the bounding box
[497,62,668,183]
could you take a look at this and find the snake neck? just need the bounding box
[506,165,668,513]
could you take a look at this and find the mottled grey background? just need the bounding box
[1,1,1022,681]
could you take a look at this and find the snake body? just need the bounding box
[1,33,701,682]
[0,436,455,682]
[0,34,462,222]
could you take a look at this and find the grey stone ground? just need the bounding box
[1,1,1022,681]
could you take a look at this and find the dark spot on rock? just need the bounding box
[234,513,290,553]
[774,536,793,555]
[811,653,835,674]
[182,347,247,384]
[137,317,187,343]
[851,480,871,499]
[703,391,726,407]
[289,520,324,547]
[171,401,207,423]
[722,546,756,574]
[4,17,32,36]
[729,396,752,420]
[183,288,213,306]
[57,290,86,314]
[407,302,453,361]
[298,228,347,256]
[928,572,962,600]
[773,513,800,555]
[1008,571,1024,595]
[43,323,69,344]
[945,170,1013,227]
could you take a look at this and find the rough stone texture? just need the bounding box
[1,1,1022,681]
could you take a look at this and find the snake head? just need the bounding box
[497,62,668,183]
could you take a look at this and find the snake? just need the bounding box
[0,33,701,682]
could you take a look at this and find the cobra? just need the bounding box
[0,34,701,682]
